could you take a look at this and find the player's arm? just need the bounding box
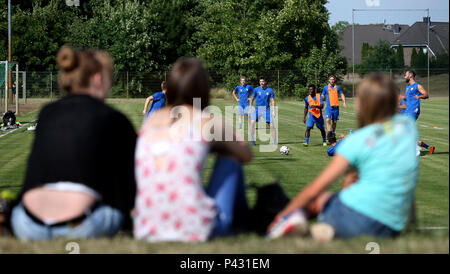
[338,86,347,107]
[249,90,256,112]
[303,105,308,124]
[268,154,350,231]
[232,88,239,102]
[142,95,154,115]
[398,104,406,109]
[271,98,276,117]
[247,87,253,103]
[416,85,429,100]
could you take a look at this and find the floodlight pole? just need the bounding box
[427,9,430,95]
[352,8,430,94]
[15,64,18,114]
[352,9,355,98]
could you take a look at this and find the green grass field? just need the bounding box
[0,97,448,253]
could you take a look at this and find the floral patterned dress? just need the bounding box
[133,117,217,242]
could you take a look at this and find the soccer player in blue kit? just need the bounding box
[402,70,435,154]
[232,76,253,129]
[142,81,167,119]
[303,84,327,147]
[249,76,277,146]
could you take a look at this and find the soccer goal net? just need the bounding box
[0,61,20,114]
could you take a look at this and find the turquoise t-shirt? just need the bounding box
[336,114,419,231]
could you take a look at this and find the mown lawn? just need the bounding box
[0,97,448,253]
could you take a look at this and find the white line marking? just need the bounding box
[0,120,37,139]
[417,227,449,230]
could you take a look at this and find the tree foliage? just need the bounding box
[395,44,404,68]
[0,0,345,97]
[357,40,397,70]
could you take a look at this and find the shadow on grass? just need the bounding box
[420,151,449,156]
[251,157,297,162]
[278,141,304,145]
[431,152,449,155]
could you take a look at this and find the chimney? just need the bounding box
[423,17,431,24]
[393,24,401,34]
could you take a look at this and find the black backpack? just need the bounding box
[2,111,16,127]
[245,181,291,235]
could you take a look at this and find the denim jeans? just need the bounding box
[318,194,400,238]
[206,157,249,238]
[11,202,123,241]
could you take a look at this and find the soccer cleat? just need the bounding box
[429,146,435,154]
[266,209,308,240]
[310,223,335,242]
[303,143,308,147]
[322,142,327,147]
[251,140,256,146]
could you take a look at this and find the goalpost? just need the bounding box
[0,61,19,114]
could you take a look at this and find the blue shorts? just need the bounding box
[306,115,325,131]
[325,106,339,121]
[318,194,400,238]
[251,106,272,123]
[405,111,420,121]
[238,103,250,116]
[11,203,124,241]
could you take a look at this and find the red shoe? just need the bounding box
[429,146,435,154]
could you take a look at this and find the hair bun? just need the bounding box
[57,46,78,72]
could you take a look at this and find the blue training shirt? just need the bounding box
[398,97,407,115]
[327,140,342,156]
[147,91,166,115]
[252,86,275,108]
[234,85,253,106]
[321,84,343,109]
[405,82,421,116]
[336,114,419,231]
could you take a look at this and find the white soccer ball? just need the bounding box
[280,145,290,155]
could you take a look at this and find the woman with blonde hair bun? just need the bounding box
[10,46,137,240]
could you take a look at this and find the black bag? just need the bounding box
[0,194,13,237]
[2,110,16,127]
[245,181,291,235]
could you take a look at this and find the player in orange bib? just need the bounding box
[303,84,327,146]
[321,75,347,136]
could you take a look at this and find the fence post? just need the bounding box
[277,70,280,95]
[126,71,129,99]
[390,69,392,80]
[4,61,8,113]
[50,72,53,101]
[15,64,18,114]
[23,71,26,104]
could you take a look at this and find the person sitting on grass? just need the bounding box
[9,46,137,241]
[133,58,252,242]
[268,74,419,239]
[326,132,346,157]
[142,81,167,119]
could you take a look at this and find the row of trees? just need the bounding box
[0,0,347,98]
[358,41,448,70]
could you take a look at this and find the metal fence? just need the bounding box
[1,68,448,110]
